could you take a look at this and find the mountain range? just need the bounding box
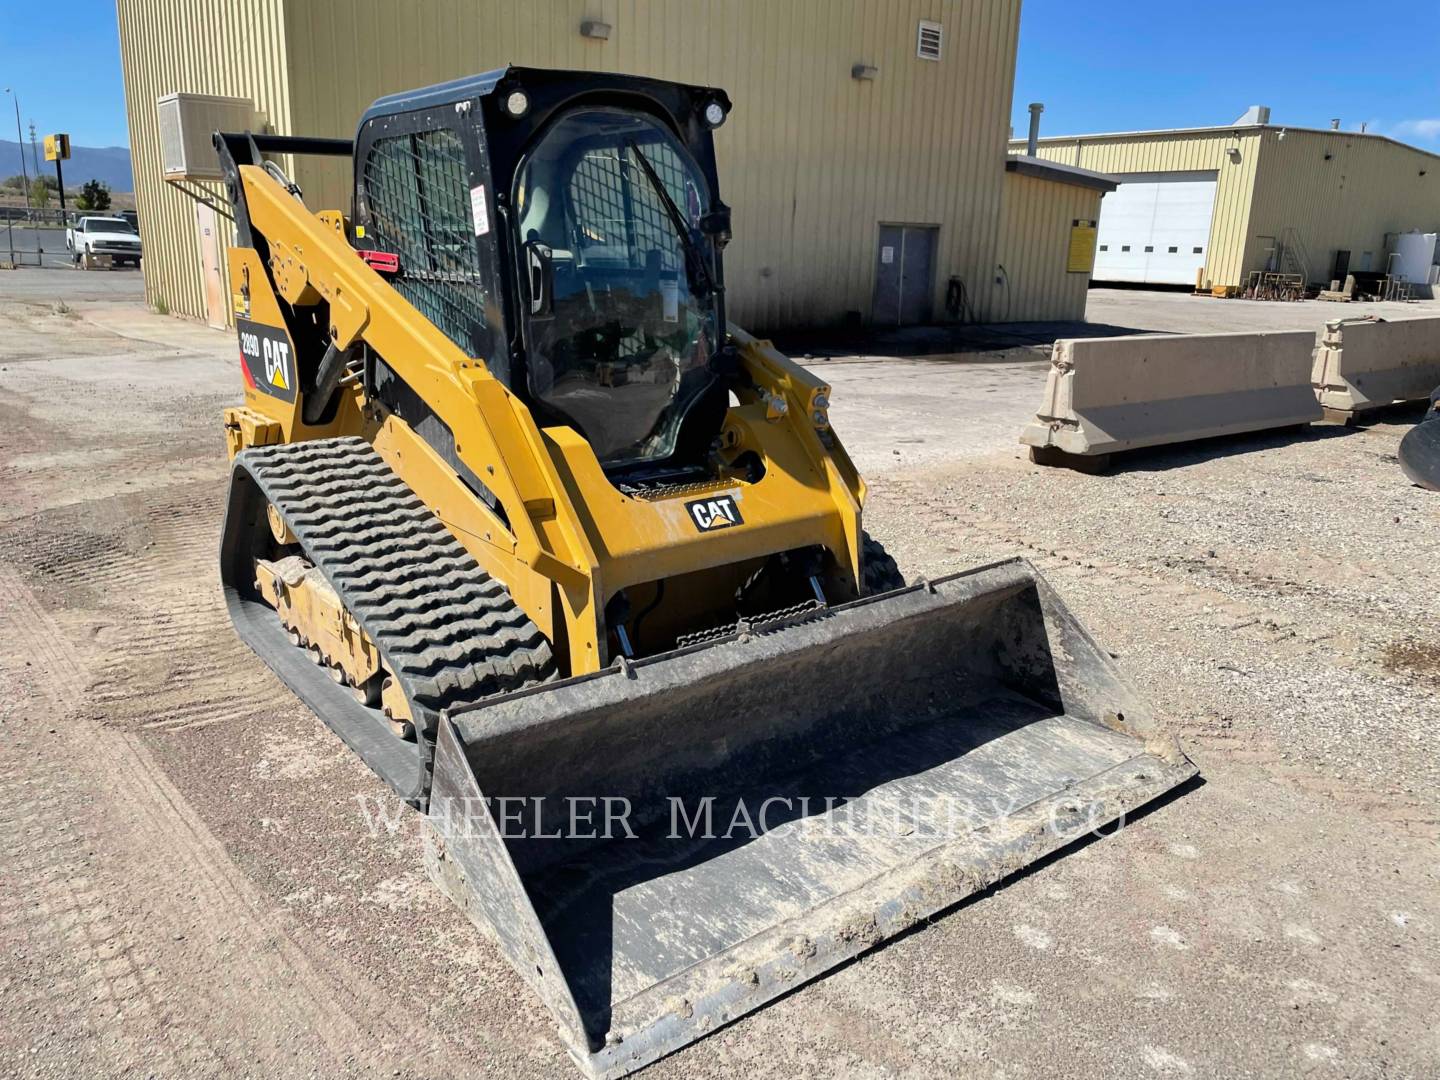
[0,139,134,193]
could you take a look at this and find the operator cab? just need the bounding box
[351,67,735,484]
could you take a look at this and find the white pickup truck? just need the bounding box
[66,216,144,268]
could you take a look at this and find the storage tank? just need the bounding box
[1391,231,1440,284]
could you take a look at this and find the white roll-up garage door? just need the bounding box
[1093,171,1219,286]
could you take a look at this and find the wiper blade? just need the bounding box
[625,139,717,299]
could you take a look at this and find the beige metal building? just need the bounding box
[117,0,1109,331]
[1013,117,1440,291]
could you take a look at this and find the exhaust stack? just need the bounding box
[1026,102,1044,155]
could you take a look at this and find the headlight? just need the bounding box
[703,101,726,128]
[504,90,530,118]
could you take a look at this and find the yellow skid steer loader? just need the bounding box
[205,67,1195,1077]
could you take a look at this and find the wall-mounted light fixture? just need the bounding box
[1227,147,1241,163]
[580,19,611,40]
[851,64,878,80]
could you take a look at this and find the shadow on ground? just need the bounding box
[770,318,1168,359]
[1072,415,1429,477]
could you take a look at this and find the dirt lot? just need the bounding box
[1,272,1437,1079]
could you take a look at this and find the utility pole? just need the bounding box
[4,89,28,197]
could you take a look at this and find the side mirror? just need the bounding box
[525,240,554,317]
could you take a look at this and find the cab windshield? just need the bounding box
[514,108,717,468]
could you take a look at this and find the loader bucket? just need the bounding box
[426,558,1196,1077]
[1398,406,1440,490]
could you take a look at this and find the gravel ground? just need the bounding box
[1,277,1437,1079]
[867,424,1440,825]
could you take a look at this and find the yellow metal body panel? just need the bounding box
[544,337,864,598]
[227,164,866,676]
[225,245,368,445]
[222,405,283,460]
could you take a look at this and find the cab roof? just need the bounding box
[357,65,727,132]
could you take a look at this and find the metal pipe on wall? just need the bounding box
[1026,102,1044,156]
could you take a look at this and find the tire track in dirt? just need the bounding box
[0,561,206,1074]
[1,482,294,734]
[0,558,460,1076]
[878,473,1438,838]
[0,745,200,1076]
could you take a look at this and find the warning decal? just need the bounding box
[470,184,490,236]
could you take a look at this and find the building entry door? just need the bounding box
[873,224,938,326]
[195,202,227,329]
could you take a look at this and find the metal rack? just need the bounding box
[1243,270,1306,301]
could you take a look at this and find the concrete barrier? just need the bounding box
[1020,330,1322,466]
[1312,317,1440,420]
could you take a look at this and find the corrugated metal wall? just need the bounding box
[1017,127,1440,288]
[1246,129,1440,284]
[284,0,1023,329]
[995,171,1103,322]
[116,0,294,318]
[1018,131,1262,287]
[120,0,1025,329]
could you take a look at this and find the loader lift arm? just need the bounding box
[219,130,609,665]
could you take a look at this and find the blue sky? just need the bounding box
[1012,0,1440,143]
[0,3,129,146]
[1,1,1438,150]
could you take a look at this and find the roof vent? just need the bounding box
[1233,104,1271,126]
[917,20,943,61]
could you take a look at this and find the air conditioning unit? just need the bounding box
[157,92,264,182]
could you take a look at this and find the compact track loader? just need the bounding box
[208,67,1196,1076]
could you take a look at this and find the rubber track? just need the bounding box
[861,532,907,595]
[235,437,556,748]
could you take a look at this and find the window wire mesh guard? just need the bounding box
[569,142,688,273]
[568,142,689,361]
[364,128,492,356]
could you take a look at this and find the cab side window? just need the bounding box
[362,127,494,358]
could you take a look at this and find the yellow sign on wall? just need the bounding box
[1067,218,1097,273]
[43,133,71,162]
